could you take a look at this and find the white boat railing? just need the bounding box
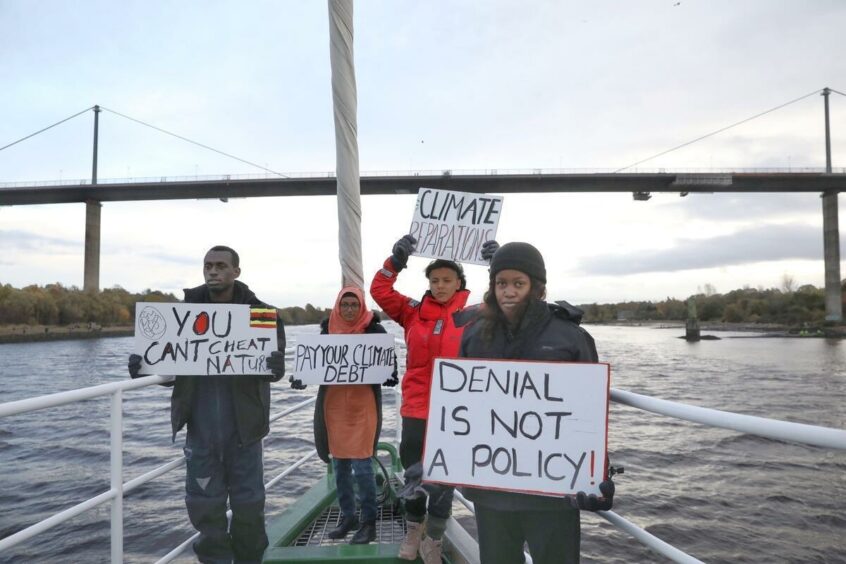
[0,369,323,563]
[2,365,845,562]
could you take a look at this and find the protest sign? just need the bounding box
[134,303,278,376]
[409,187,503,265]
[293,333,397,385]
[422,358,610,496]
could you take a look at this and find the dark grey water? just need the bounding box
[1,324,844,563]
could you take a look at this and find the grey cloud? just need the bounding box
[101,243,196,267]
[578,223,835,275]
[0,229,80,251]
[662,193,825,221]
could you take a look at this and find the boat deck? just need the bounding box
[264,444,428,563]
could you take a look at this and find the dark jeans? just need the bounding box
[475,505,581,564]
[400,416,453,521]
[334,457,378,522]
[184,430,267,564]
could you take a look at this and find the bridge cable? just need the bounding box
[830,88,846,98]
[99,106,289,178]
[0,106,95,153]
[614,88,824,173]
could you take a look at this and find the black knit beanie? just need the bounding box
[489,242,546,283]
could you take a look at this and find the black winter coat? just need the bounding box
[458,298,597,511]
[313,315,387,463]
[168,280,286,446]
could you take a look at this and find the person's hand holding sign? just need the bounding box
[390,235,416,271]
[570,477,615,511]
[128,354,143,379]
[266,350,286,382]
[480,240,499,262]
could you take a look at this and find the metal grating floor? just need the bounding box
[292,501,407,547]
[291,473,407,547]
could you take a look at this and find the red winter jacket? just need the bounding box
[370,258,470,419]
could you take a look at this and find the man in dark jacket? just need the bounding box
[129,245,286,564]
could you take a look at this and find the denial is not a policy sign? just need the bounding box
[422,358,610,497]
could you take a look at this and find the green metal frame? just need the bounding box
[263,442,422,564]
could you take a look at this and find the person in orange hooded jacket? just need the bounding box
[370,235,497,563]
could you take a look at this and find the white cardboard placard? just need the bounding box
[423,358,610,496]
[293,333,397,385]
[134,303,278,376]
[409,187,503,265]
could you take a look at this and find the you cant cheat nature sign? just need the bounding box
[134,303,279,376]
[422,358,610,497]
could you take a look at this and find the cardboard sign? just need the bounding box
[293,333,397,385]
[134,303,278,376]
[422,358,610,496]
[409,187,503,265]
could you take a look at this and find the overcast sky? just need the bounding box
[1,1,844,309]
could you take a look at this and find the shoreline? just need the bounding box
[0,325,134,345]
[584,320,845,338]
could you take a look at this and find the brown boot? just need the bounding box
[398,520,425,560]
[419,536,443,564]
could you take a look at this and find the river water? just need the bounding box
[1,324,844,563]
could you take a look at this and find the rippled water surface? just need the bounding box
[1,324,844,563]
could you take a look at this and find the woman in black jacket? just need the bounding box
[459,242,612,564]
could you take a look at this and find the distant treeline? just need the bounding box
[579,284,840,326]
[3,281,840,329]
[0,283,332,327]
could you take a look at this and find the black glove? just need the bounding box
[382,375,399,387]
[266,351,286,379]
[289,375,307,390]
[128,354,143,379]
[570,478,614,511]
[390,235,417,271]
[480,240,499,261]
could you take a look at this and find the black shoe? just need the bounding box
[350,520,376,544]
[327,515,359,539]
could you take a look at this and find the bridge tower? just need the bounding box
[821,89,842,323]
[83,105,101,293]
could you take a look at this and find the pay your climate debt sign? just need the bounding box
[409,187,503,266]
[422,358,610,497]
[133,303,278,376]
[293,334,397,385]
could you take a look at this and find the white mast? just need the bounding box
[328,0,363,288]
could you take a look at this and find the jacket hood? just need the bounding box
[552,300,585,324]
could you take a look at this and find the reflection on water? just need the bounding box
[0,325,844,563]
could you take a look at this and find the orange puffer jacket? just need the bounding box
[370,257,470,419]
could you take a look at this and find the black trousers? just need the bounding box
[475,505,581,564]
[400,416,454,521]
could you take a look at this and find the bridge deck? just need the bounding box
[1,171,844,205]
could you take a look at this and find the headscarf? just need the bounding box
[327,286,374,334]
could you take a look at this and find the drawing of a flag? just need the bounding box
[250,308,277,329]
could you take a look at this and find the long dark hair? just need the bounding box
[481,275,546,341]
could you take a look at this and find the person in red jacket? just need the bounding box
[370,235,497,563]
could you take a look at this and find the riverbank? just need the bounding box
[0,324,134,344]
[584,320,846,338]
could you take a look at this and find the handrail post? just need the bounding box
[110,390,123,563]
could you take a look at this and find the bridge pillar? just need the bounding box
[822,191,842,322]
[83,200,101,292]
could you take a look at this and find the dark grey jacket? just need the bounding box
[313,315,386,464]
[458,298,597,511]
[168,280,286,446]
